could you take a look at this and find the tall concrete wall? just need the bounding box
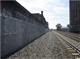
[0,1,1,58]
[1,13,48,57]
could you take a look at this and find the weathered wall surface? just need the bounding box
[1,14,49,57]
[0,1,1,58]
[70,1,80,33]
[1,1,49,58]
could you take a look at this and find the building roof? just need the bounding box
[14,1,46,25]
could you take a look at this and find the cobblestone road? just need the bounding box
[7,31,72,59]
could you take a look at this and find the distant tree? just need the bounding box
[56,23,62,31]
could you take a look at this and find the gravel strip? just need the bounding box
[54,31,80,50]
[7,31,72,59]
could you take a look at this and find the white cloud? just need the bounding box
[53,6,69,14]
[16,0,69,29]
[17,0,49,11]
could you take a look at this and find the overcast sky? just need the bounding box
[16,0,69,29]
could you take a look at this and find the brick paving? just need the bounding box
[7,31,72,59]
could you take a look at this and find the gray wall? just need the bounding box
[61,28,70,32]
[0,1,1,58]
[1,13,49,57]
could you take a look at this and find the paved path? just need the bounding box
[7,31,72,59]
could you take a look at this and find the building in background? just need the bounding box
[32,11,48,28]
[1,1,49,58]
[61,27,70,32]
[70,0,80,33]
[1,1,48,28]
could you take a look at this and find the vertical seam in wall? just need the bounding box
[0,1,1,58]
